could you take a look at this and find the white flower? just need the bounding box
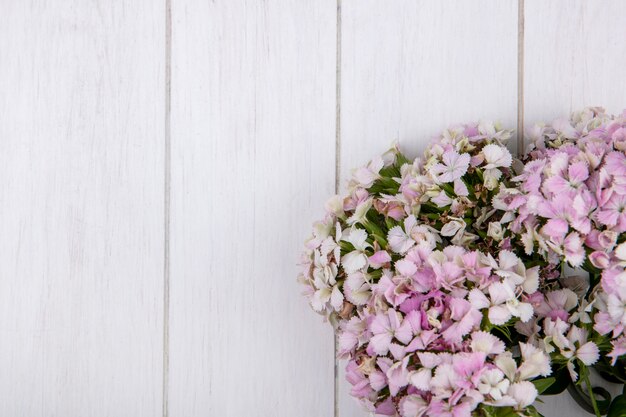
[441,217,466,237]
[478,369,509,401]
[388,215,439,254]
[483,144,513,169]
[487,222,504,241]
[305,218,333,249]
[310,249,342,312]
[431,190,453,207]
[517,342,551,380]
[481,144,512,191]
[341,227,371,273]
[560,326,600,381]
[483,168,503,190]
[495,352,517,381]
[324,195,344,217]
[352,157,384,188]
[507,381,538,410]
[494,250,539,294]
[400,395,428,417]
[347,197,373,226]
[429,151,470,183]
[471,331,506,355]
[469,281,533,325]
[345,271,371,306]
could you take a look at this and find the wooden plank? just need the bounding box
[524,0,626,135]
[168,1,336,416]
[0,1,165,416]
[338,1,518,415]
[524,1,626,415]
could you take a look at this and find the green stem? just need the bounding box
[582,366,602,417]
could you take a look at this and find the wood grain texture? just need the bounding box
[168,1,336,416]
[338,1,518,415]
[524,1,626,415]
[524,0,626,135]
[0,1,165,416]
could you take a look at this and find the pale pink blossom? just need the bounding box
[430,151,471,183]
[369,310,413,356]
[352,156,384,188]
[470,331,506,355]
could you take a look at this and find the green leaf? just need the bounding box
[493,406,519,417]
[396,152,410,167]
[525,406,546,417]
[608,395,626,417]
[532,377,556,395]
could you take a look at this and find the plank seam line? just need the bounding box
[163,0,172,415]
[334,0,342,416]
[517,0,525,155]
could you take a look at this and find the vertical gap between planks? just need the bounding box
[517,0,525,155]
[334,0,342,416]
[163,0,172,416]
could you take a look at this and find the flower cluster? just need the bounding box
[299,124,556,417]
[339,247,550,417]
[505,108,626,381]
[299,109,626,417]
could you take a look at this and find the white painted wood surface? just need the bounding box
[0,1,165,416]
[524,0,626,136]
[1,0,625,416]
[339,1,518,415]
[168,1,336,416]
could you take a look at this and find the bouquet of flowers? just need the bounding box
[298,109,626,417]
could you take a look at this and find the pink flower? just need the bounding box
[338,316,367,357]
[541,218,569,241]
[428,399,472,417]
[430,151,471,183]
[374,197,406,221]
[399,395,428,417]
[605,151,626,177]
[609,335,626,365]
[452,352,486,389]
[597,193,626,232]
[543,161,589,196]
[387,356,411,396]
[431,257,465,291]
[369,250,391,269]
[375,397,397,416]
[589,251,610,269]
[343,187,370,211]
[534,289,578,322]
[441,298,482,343]
[369,310,413,355]
[345,359,373,399]
[374,271,411,307]
[564,232,585,267]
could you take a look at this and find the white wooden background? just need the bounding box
[1,1,625,416]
